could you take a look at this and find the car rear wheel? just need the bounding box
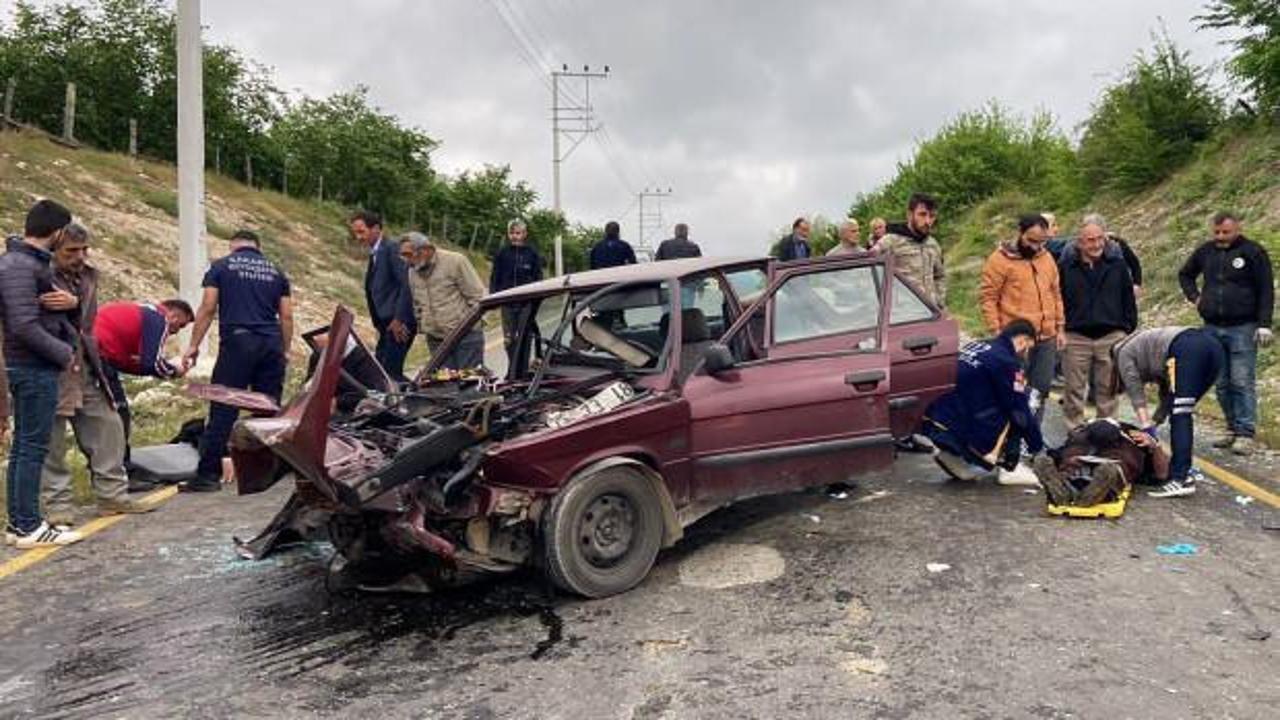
[543,466,664,598]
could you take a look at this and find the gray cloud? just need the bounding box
[199,0,1234,254]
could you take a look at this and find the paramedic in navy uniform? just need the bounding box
[179,229,293,492]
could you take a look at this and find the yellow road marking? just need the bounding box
[0,485,178,581]
[1194,456,1280,509]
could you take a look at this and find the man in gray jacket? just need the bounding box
[1,200,83,547]
[1112,326,1223,498]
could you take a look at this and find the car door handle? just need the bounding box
[845,369,886,391]
[902,335,938,355]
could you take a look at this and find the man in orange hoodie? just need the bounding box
[979,214,1065,424]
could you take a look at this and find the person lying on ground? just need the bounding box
[1032,418,1170,507]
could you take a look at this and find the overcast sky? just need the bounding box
[197,0,1235,255]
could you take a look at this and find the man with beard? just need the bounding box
[873,193,946,307]
[978,214,1065,428]
[1177,211,1274,456]
[401,232,486,370]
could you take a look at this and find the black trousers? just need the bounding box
[196,330,285,480]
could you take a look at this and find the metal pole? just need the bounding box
[317,174,324,202]
[245,153,254,187]
[637,191,644,251]
[552,72,563,276]
[62,82,76,142]
[128,118,138,157]
[177,0,207,319]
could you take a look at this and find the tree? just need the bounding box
[1198,0,1280,112]
[1077,33,1222,194]
[851,104,1086,226]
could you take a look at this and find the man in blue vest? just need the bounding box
[922,319,1045,481]
[180,230,293,493]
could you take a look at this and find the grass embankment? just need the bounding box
[1,128,490,508]
[942,124,1280,445]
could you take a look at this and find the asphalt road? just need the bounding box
[0,430,1277,718]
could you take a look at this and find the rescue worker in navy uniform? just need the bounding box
[180,230,293,493]
[1112,326,1224,499]
[921,319,1045,481]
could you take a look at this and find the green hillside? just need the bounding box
[1,128,491,502]
[941,123,1280,444]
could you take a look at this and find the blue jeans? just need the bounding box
[1206,324,1257,438]
[1167,330,1225,482]
[5,365,60,532]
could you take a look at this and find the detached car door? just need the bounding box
[681,256,896,504]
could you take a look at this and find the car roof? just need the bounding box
[486,255,765,301]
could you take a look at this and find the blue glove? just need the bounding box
[1143,426,1159,441]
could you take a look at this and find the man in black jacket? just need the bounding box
[1058,214,1137,428]
[1177,212,1274,455]
[589,221,637,269]
[353,211,416,381]
[655,223,702,260]
[490,219,543,362]
[1,200,82,547]
[772,217,812,261]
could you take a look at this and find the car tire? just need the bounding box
[543,466,664,598]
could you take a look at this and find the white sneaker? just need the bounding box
[3,524,19,546]
[14,521,84,548]
[997,463,1041,486]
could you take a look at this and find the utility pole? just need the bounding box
[636,187,672,262]
[176,0,207,328]
[551,64,609,276]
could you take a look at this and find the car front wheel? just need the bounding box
[542,466,664,598]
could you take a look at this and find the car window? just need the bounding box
[681,274,729,339]
[725,268,767,306]
[562,284,671,369]
[772,266,881,345]
[890,275,935,325]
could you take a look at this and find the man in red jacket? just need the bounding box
[93,299,194,463]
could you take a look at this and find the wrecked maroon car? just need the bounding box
[223,253,957,597]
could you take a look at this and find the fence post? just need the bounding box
[3,78,15,124]
[469,222,479,251]
[245,153,253,187]
[128,118,138,157]
[214,144,221,174]
[62,82,76,142]
[317,174,324,202]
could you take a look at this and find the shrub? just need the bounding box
[850,104,1087,231]
[1077,33,1223,195]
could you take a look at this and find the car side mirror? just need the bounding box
[702,343,736,375]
